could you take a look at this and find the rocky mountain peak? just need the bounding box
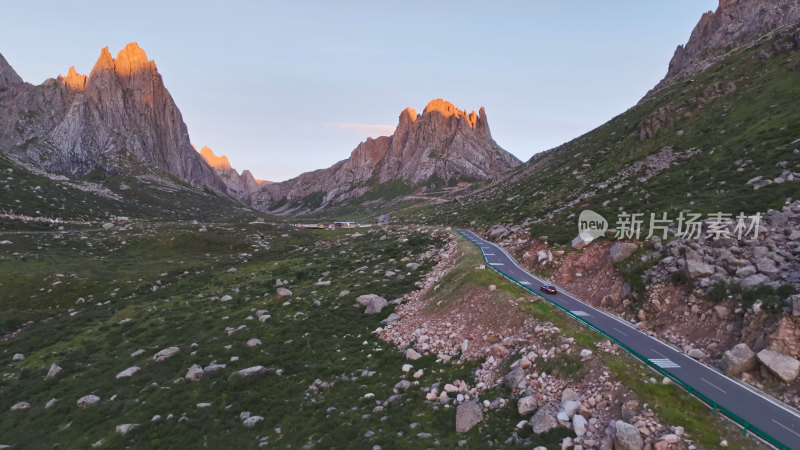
[0,43,229,193]
[0,52,23,92]
[196,145,265,199]
[91,46,116,74]
[199,146,232,170]
[251,98,520,214]
[58,66,88,91]
[114,42,157,77]
[649,0,800,94]
[422,98,479,129]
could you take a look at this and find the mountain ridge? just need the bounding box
[0,42,228,193]
[251,98,520,215]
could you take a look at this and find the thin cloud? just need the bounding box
[325,122,396,138]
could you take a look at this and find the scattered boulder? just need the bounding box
[609,243,638,263]
[614,420,644,450]
[404,348,422,360]
[455,401,483,432]
[116,366,141,379]
[45,398,58,409]
[739,273,769,289]
[757,349,800,382]
[393,380,411,393]
[220,294,233,302]
[77,395,101,408]
[12,353,24,361]
[10,401,30,411]
[792,294,800,316]
[116,424,138,435]
[243,415,264,427]
[185,364,204,381]
[45,363,63,379]
[530,404,559,434]
[153,346,180,361]
[503,367,526,390]
[356,294,388,315]
[720,343,756,376]
[246,338,262,347]
[685,258,714,279]
[276,287,292,298]
[517,395,539,416]
[687,348,706,359]
[237,366,267,377]
[573,414,588,437]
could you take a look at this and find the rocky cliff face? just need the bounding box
[650,0,800,94]
[251,99,520,214]
[198,146,267,199]
[0,43,227,192]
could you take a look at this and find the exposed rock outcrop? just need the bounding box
[251,99,520,214]
[197,146,267,200]
[0,43,228,192]
[649,0,800,94]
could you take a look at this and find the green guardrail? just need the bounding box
[456,230,790,450]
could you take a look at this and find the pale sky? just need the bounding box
[0,1,717,182]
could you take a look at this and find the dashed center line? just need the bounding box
[571,310,590,317]
[489,262,504,266]
[772,419,800,439]
[519,281,531,285]
[612,327,629,337]
[701,377,727,394]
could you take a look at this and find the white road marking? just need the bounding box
[484,253,496,256]
[457,229,800,433]
[650,358,680,369]
[701,377,727,394]
[519,281,531,285]
[612,327,629,337]
[489,262,504,266]
[772,419,800,439]
[571,310,590,317]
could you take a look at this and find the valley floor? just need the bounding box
[0,221,765,449]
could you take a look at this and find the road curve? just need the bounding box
[456,228,800,450]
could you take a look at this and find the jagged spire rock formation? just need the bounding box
[251,99,520,214]
[198,146,268,199]
[650,0,800,94]
[0,42,227,192]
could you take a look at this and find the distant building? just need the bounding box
[333,221,355,229]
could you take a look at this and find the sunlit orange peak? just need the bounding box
[198,146,231,170]
[59,66,87,91]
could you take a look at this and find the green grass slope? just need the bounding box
[411,28,800,243]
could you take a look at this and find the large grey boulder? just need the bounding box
[791,294,800,316]
[116,366,141,379]
[739,274,769,289]
[455,401,483,432]
[530,403,560,434]
[503,367,526,391]
[356,294,388,315]
[185,364,204,381]
[720,343,756,376]
[45,363,63,379]
[517,395,539,416]
[237,366,267,377]
[153,346,180,361]
[614,420,644,450]
[609,243,638,263]
[757,349,800,382]
[685,258,714,279]
[77,395,101,408]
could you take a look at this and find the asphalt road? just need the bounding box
[456,228,800,449]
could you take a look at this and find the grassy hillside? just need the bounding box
[409,28,800,242]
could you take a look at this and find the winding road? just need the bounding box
[456,228,800,450]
